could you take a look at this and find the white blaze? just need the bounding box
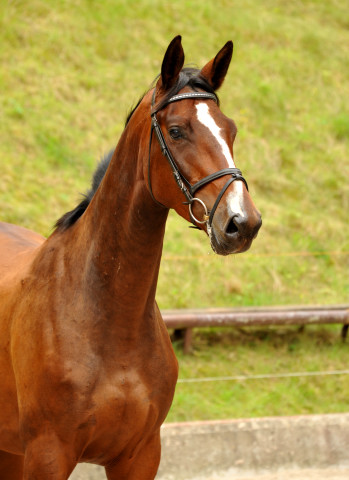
[227,184,245,218]
[195,103,236,168]
[196,102,246,217]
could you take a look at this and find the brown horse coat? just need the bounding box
[0,36,261,479]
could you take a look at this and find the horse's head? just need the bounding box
[147,36,262,255]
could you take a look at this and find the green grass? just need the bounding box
[167,326,349,422]
[1,0,348,421]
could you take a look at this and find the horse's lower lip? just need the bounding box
[209,229,253,256]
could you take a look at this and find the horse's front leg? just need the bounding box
[23,433,77,480]
[105,431,161,480]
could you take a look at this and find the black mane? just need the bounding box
[55,67,218,232]
[54,150,113,231]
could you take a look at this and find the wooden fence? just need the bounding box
[162,305,349,353]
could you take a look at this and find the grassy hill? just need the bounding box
[1,0,348,422]
[1,0,348,310]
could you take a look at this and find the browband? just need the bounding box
[151,91,218,115]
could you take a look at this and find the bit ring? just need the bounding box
[189,197,209,225]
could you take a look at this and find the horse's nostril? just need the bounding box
[226,217,239,235]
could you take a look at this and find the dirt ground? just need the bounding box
[194,468,349,480]
[70,464,349,480]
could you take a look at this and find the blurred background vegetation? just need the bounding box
[1,0,348,420]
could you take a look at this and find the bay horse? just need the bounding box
[0,36,261,479]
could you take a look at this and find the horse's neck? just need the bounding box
[54,110,168,322]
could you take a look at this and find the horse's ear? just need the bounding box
[200,41,233,90]
[159,35,185,91]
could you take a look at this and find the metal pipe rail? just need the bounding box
[162,305,349,353]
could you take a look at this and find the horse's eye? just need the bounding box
[169,128,183,140]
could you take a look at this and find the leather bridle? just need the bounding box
[148,89,248,233]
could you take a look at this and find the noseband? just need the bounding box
[148,89,248,233]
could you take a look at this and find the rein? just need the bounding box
[148,89,248,233]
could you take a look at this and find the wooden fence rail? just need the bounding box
[162,305,349,353]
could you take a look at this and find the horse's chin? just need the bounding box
[209,228,255,256]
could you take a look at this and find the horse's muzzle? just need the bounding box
[210,210,262,255]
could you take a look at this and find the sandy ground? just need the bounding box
[70,464,349,480]
[191,468,349,480]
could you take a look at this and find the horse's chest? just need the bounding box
[97,352,177,422]
[81,346,178,461]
